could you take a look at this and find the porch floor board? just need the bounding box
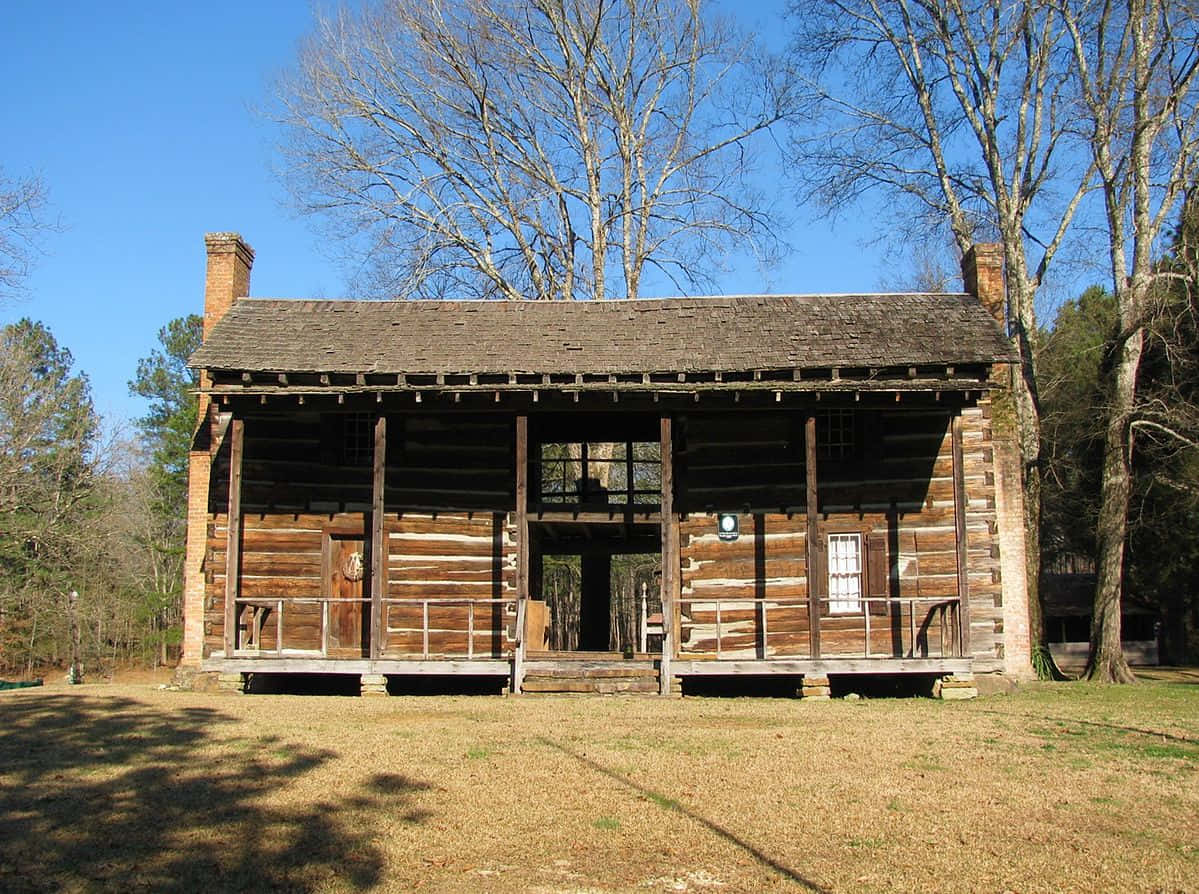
[673,657,972,675]
[203,657,512,675]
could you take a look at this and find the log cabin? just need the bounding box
[180,233,1032,697]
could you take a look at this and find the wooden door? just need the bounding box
[327,533,370,656]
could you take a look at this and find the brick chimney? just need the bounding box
[961,243,1005,326]
[203,232,254,339]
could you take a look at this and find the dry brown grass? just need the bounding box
[1,675,1195,893]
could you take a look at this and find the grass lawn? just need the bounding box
[0,675,1195,893]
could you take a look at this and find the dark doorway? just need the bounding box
[579,554,611,650]
[532,522,660,653]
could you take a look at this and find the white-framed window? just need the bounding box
[828,533,863,614]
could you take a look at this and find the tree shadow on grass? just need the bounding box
[537,737,832,893]
[0,695,431,893]
[975,708,1199,745]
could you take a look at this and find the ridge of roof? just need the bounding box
[191,290,1014,375]
[230,292,972,306]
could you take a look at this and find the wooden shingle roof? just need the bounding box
[191,294,1012,378]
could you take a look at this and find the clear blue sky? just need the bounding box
[1,0,962,428]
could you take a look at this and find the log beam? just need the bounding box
[370,414,386,660]
[660,415,677,694]
[514,415,529,693]
[805,414,821,658]
[223,418,244,656]
[951,414,972,658]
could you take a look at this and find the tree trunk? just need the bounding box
[1024,464,1044,649]
[1084,328,1142,684]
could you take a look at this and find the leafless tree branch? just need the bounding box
[276,0,790,301]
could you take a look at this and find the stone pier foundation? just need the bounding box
[799,675,831,700]
[934,673,979,700]
[360,674,389,697]
[216,672,247,694]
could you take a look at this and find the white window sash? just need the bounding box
[828,533,862,614]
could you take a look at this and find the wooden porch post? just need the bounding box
[951,414,972,658]
[223,417,244,657]
[370,414,386,660]
[805,414,821,658]
[514,415,529,693]
[659,415,676,695]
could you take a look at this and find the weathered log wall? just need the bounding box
[676,405,1003,669]
[206,511,343,656]
[201,403,1004,670]
[386,415,513,511]
[382,512,516,658]
[201,412,516,659]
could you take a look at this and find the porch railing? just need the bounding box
[678,595,963,660]
[232,594,961,661]
[381,597,514,659]
[231,596,515,659]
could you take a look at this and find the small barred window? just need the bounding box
[818,408,854,460]
[343,413,374,466]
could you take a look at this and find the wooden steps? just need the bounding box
[522,657,659,694]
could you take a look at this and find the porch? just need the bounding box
[200,589,972,692]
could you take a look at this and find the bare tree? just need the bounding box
[277,0,788,301]
[787,0,1092,659]
[0,168,52,301]
[1058,0,1199,682]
